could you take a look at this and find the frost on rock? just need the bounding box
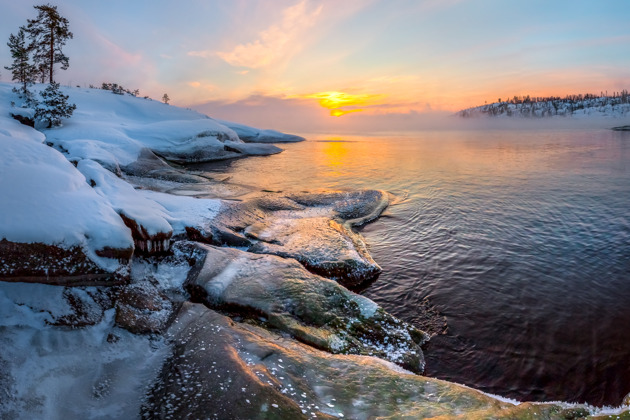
[185,244,429,373]
[144,302,580,420]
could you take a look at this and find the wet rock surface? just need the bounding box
[115,282,174,334]
[144,302,585,420]
[0,239,130,286]
[186,244,429,373]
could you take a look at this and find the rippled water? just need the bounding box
[195,128,630,406]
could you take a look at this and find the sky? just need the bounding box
[1,0,629,133]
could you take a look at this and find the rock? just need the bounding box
[185,244,428,373]
[121,148,210,183]
[52,287,112,327]
[144,302,574,420]
[204,190,389,287]
[156,139,282,164]
[118,213,172,255]
[248,217,381,287]
[0,239,130,286]
[114,282,173,334]
[216,119,305,143]
[10,113,34,127]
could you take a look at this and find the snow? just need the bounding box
[0,282,169,420]
[0,122,134,270]
[77,159,173,236]
[139,189,221,235]
[0,81,257,270]
[39,85,241,167]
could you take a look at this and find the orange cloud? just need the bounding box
[215,0,323,69]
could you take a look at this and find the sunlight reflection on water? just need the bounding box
[195,128,630,406]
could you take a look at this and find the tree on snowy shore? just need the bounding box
[4,27,37,102]
[25,3,73,84]
[34,81,76,128]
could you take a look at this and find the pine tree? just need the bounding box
[162,93,170,104]
[35,81,76,128]
[25,4,73,84]
[4,27,36,100]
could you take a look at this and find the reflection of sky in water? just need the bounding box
[198,129,630,406]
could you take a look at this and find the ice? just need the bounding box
[0,288,170,419]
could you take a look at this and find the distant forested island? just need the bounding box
[458,91,630,118]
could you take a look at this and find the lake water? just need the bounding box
[195,128,630,406]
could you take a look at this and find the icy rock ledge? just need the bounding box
[143,302,599,420]
[185,243,429,373]
[200,189,390,287]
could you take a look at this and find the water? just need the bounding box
[194,128,630,406]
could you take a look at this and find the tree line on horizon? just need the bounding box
[459,90,630,118]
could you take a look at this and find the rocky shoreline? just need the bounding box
[3,174,629,418]
[2,84,629,419]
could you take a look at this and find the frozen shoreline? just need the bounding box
[1,83,628,419]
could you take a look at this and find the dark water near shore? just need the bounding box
[196,128,630,406]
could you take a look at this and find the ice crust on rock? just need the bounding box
[208,190,389,287]
[0,282,169,420]
[185,243,428,373]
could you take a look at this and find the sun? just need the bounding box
[300,91,383,116]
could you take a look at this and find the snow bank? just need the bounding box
[0,119,134,270]
[1,83,225,272]
[38,85,239,167]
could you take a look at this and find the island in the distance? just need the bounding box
[457,91,630,119]
[0,83,627,419]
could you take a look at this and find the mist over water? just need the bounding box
[196,127,630,406]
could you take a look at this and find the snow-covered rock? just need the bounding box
[217,119,305,143]
[0,95,135,281]
[0,281,169,419]
[32,84,284,167]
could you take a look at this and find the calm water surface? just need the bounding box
[197,128,630,406]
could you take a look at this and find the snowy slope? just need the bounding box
[31,84,284,168]
[0,85,134,271]
[0,83,288,273]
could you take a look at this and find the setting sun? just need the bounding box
[300,91,383,116]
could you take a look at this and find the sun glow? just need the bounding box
[302,91,383,116]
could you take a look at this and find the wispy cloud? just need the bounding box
[214,0,323,69]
